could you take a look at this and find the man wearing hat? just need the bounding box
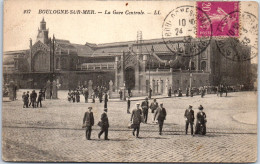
[184,105,195,136]
[150,99,159,122]
[141,97,149,123]
[83,107,95,140]
[195,105,207,135]
[154,103,167,135]
[130,103,143,138]
[127,96,131,114]
[98,108,109,140]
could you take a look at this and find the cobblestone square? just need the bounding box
[2,90,257,162]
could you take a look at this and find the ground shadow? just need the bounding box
[136,136,168,140]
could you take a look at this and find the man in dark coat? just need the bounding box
[104,92,108,108]
[84,88,89,103]
[127,96,131,114]
[37,89,43,107]
[184,105,195,136]
[168,87,172,97]
[130,103,143,138]
[83,107,95,140]
[76,90,80,103]
[119,89,123,100]
[26,91,30,107]
[150,98,158,122]
[154,103,167,135]
[22,92,26,108]
[31,90,37,108]
[98,108,109,140]
[99,91,103,103]
[148,88,152,99]
[141,97,149,123]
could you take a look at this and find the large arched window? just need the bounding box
[191,62,195,70]
[61,58,67,69]
[201,61,206,71]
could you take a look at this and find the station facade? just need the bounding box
[3,19,253,96]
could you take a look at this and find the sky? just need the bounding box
[3,0,258,64]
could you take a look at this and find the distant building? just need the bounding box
[3,19,253,96]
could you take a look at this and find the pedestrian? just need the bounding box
[84,88,89,103]
[119,89,123,100]
[201,87,205,98]
[22,92,26,108]
[178,88,182,97]
[92,92,95,103]
[98,108,109,140]
[31,90,37,108]
[76,90,80,103]
[104,92,108,108]
[99,91,103,103]
[26,91,30,107]
[29,91,33,107]
[141,97,149,123]
[127,96,131,114]
[190,88,194,97]
[72,90,76,103]
[184,105,195,136]
[42,88,46,100]
[67,90,72,102]
[186,88,189,97]
[150,98,158,122]
[83,107,95,140]
[130,103,143,138]
[168,87,172,97]
[148,87,152,99]
[128,88,131,97]
[37,89,43,107]
[154,103,167,135]
[195,105,207,135]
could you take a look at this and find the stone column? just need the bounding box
[109,80,113,97]
[46,80,51,99]
[165,78,169,95]
[158,79,162,94]
[88,80,93,98]
[52,80,58,99]
[115,56,119,91]
[135,54,140,91]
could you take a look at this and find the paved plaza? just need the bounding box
[2,90,258,162]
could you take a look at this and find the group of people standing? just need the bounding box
[22,89,44,108]
[68,87,109,108]
[67,89,81,103]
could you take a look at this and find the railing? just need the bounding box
[77,62,115,71]
[149,68,206,73]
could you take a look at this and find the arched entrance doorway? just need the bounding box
[125,67,135,90]
[33,50,49,72]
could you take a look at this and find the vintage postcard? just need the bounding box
[2,0,258,162]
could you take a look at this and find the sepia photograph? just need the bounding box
[2,0,258,162]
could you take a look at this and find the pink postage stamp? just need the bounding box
[197,1,240,37]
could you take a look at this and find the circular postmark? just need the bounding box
[215,11,258,62]
[162,5,212,58]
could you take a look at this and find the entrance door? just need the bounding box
[125,67,135,90]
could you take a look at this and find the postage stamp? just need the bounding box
[196,1,240,37]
